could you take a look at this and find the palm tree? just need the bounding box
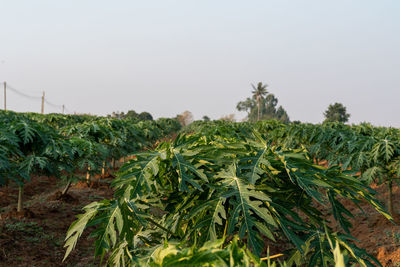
[251,82,268,121]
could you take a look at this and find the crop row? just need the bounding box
[0,110,181,212]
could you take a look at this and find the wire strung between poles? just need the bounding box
[4,82,70,114]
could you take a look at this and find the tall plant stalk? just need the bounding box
[388,179,393,216]
[62,179,72,196]
[17,185,23,212]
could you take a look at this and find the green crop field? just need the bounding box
[1,111,400,266]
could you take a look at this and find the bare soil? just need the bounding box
[0,175,114,267]
[342,183,400,267]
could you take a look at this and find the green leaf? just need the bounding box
[219,162,275,256]
[172,149,208,192]
[63,201,103,261]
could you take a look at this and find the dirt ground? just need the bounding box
[1,174,400,266]
[0,175,114,267]
[343,183,400,266]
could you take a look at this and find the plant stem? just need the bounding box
[86,165,91,185]
[146,217,178,238]
[388,179,393,216]
[260,254,284,261]
[62,179,72,196]
[101,161,105,179]
[17,185,23,213]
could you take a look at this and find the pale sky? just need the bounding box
[0,1,399,126]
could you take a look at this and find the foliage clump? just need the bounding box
[237,82,290,123]
[108,110,154,121]
[64,122,389,266]
[323,102,350,123]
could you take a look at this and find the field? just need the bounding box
[1,113,400,266]
[0,176,400,266]
[1,176,400,266]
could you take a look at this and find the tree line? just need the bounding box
[235,82,350,124]
[108,110,153,121]
[109,82,352,125]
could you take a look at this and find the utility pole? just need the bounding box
[3,82,6,111]
[41,91,45,114]
[62,104,65,114]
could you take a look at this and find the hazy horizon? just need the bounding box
[1,1,399,126]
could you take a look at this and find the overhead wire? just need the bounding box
[4,82,70,114]
[6,84,42,100]
[44,99,63,108]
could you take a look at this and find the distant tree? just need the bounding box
[323,102,350,123]
[219,114,236,122]
[236,98,254,117]
[236,82,290,123]
[202,116,211,122]
[138,112,153,121]
[264,94,278,116]
[251,82,268,121]
[176,111,194,126]
[108,110,153,120]
[109,111,125,119]
[275,106,290,123]
[125,110,139,119]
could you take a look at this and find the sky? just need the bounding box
[0,0,399,126]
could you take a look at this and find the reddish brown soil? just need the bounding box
[1,173,399,266]
[342,183,400,267]
[313,182,400,267]
[0,176,60,208]
[0,175,114,267]
[315,160,400,266]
